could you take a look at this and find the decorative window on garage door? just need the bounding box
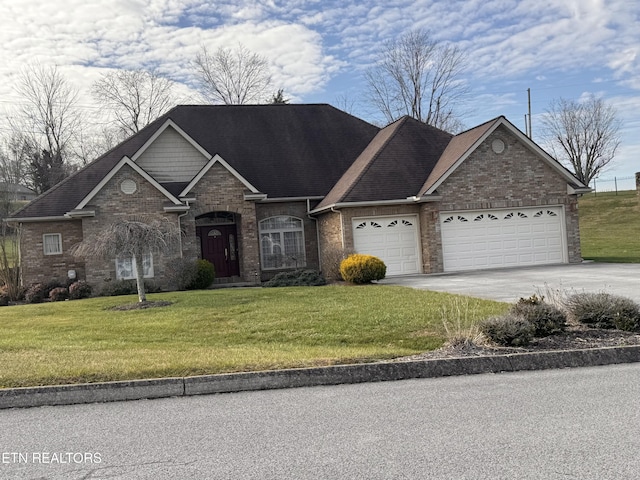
[259,216,306,270]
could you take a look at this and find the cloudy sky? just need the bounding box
[1,0,638,186]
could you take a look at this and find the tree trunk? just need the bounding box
[133,253,147,303]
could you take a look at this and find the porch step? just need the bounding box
[210,276,259,289]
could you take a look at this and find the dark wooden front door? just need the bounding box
[197,224,240,278]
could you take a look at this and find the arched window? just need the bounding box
[259,216,306,270]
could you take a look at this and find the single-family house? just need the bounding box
[9,104,590,289]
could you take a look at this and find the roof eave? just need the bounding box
[310,195,442,215]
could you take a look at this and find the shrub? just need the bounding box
[49,287,69,302]
[69,281,93,300]
[165,257,198,291]
[43,279,64,298]
[511,295,566,337]
[565,292,640,331]
[100,280,161,297]
[263,269,327,287]
[187,260,216,290]
[24,283,46,304]
[479,313,535,346]
[0,285,9,307]
[339,254,386,284]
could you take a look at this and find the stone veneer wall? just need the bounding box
[19,220,85,285]
[425,124,582,272]
[80,165,181,291]
[181,163,260,282]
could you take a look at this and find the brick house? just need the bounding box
[9,104,590,290]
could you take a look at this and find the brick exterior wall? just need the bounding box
[80,165,181,291]
[182,163,260,282]
[20,220,85,285]
[427,125,582,272]
[316,124,583,275]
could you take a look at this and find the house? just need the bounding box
[9,104,590,290]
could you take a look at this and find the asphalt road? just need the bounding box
[1,363,639,479]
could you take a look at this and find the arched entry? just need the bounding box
[195,212,240,278]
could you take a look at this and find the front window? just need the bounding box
[43,233,62,255]
[115,253,154,280]
[259,216,306,269]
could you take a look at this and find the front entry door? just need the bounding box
[197,224,240,278]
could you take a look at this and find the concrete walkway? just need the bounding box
[379,262,640,303]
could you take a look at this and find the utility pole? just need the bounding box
[527,88,532,139]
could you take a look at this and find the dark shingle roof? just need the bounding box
[317,116,453,208]
[12,104,379,218]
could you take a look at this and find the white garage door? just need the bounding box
[440,206,566,272]
[352,216,421,276]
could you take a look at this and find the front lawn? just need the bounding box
[0,286,506,388]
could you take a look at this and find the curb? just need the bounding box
[2,345,640,409]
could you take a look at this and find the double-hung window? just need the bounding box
[259,216,306,270]
[43,234,62,255]
[115,253,154,280]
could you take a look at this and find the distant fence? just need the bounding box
[590,175,636,194]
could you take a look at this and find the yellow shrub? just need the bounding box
[339,254,386,284]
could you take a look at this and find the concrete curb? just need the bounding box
[2,345,640,409]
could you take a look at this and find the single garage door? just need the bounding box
[352,215,421,276]
[440,206,566,272]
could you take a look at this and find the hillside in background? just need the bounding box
[579,190,640,263]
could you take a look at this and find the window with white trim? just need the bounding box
[43,233,62,255]
[115,253,154,280]
[259,216,306,269]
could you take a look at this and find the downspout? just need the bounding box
[307,198,322,272]
[177,200,191,258]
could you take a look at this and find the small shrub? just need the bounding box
[100,280,160,297]
[165,257,198,291]
[69,281,93,300]
[0,286,9,306]
[43,279,65,298]
[339,254,386,284]
[49,287,69,302]
[565,292,640,331]
[187,260,216,290]
[512,296,566,337]
[263,269,327,287]
[24,283,46,304]
[479,313,535,346]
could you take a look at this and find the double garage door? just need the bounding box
[352,206,567,276]
[440,206,566,272]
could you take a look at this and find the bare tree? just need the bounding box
[10,63,82,193]
[541,96,621,185]
[92,69,175,136]
[0,221,21,302]
[71,216,180,303]
[365,29,468,131]
[193,44,272,104]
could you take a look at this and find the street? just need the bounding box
[1,364,639,479]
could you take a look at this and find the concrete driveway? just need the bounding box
[379,262,640,303]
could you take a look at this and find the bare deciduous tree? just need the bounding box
[10,63,82,193]
[193,44,272,104]
[365,29,468,131]
[0,221,21,302]
[71,216,180,303]
[541,95,621,185]
[92,69,176,136]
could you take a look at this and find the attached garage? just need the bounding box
[440,206,566,272]
[352,215,421,276]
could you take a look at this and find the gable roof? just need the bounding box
[11,104,379,219]
[316,116,452,210]
[420,116,589,195]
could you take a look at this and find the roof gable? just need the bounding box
[180,153,260,197]
[75,157,182,210]
[133,120,210,183]
[420,116,588,195]
[317,116,452,209]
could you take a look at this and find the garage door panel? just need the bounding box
[441,207,566,272]
[353,216,420,276]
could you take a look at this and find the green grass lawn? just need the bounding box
[0,286,507,388]
[579,190,640,262]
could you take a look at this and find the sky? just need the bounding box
[0,0,638,187]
